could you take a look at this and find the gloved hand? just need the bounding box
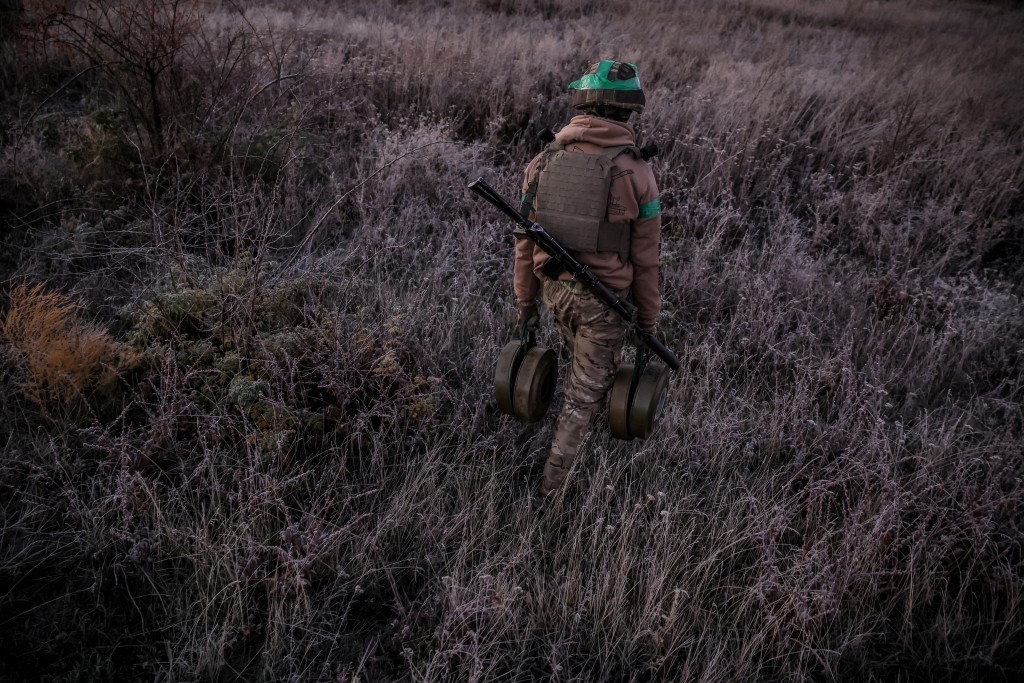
[630,324,657,347]
[517,304,540,331]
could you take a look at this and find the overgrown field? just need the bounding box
[1,0,1023,680]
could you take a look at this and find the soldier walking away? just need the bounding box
[515,59,663,496]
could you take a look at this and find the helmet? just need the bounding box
[568,59,646,114]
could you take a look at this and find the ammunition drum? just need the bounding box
[494,339,557,423]
[609,359,670,440]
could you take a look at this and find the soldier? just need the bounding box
[515,59,662,496]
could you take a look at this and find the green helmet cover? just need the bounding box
[568,59,646,113]
[568,59,642,92]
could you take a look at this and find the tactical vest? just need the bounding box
[521,144,641,262]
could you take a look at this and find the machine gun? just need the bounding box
[467,177,680,373]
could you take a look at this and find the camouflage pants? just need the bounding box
[540,279,629,493]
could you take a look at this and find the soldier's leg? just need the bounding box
[542,292,628,494]
[542,280,575,356]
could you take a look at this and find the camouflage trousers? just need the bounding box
[540,279,629,494]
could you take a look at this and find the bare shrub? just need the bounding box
[24,0,204,156]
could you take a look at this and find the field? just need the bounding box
[1,0,1023,680]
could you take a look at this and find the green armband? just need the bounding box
[638,197,661,220]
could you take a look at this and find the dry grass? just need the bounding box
[1,282,131,417]
[0,0,1022,681]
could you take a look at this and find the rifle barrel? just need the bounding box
[469,178,529,227]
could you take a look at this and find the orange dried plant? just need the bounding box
[1,283,132,415]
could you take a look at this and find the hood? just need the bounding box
[554,115,636,148]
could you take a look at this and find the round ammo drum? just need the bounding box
[494,335,557,423]
[512,346,557,422]
[609,351,670,440]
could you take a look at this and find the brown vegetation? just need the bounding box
[1,282,133,417]
[0,0,1022,680]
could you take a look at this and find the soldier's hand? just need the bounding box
[630,324,657,347]
[517,304,540,331]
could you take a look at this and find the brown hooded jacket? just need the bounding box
[514,115,662,329]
